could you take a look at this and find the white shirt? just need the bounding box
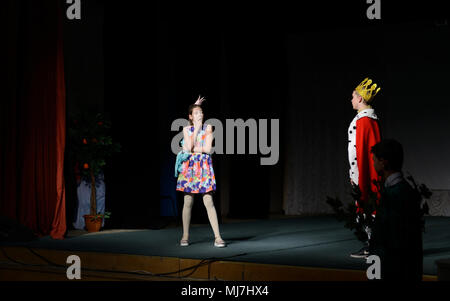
[384,172,404,188]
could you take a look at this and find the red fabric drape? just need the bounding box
[1,0,66,239]
[51,0,67,240]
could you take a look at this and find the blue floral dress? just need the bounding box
[176,124,216,194]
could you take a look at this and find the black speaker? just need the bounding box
[0,215,37,242]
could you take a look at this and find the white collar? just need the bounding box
[356,108,377,120]
[384,172,404,188]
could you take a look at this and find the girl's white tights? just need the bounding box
[182,193,222,241]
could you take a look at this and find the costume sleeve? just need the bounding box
[356,117,381,205]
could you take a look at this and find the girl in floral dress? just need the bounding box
[176,96,226,248]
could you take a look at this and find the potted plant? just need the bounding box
[326,176,431,241]
[68,112,121,232]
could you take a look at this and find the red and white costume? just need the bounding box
[348,108,381,214]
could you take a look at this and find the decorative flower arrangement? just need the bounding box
[68,112,121,223]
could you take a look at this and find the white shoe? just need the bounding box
[214,238,226,248]
[180,239,189,247]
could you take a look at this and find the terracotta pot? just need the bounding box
[83,215,103,232]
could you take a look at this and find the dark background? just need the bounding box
[62,0,450,229]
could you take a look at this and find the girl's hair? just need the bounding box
[188,104,203,126]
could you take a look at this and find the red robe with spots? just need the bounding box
[355,117,381,215]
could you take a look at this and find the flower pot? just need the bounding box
[83,215,103,232]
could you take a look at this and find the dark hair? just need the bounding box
[188,104,203,126]
[371,139,404,171]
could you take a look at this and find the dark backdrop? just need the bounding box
[285,23,450,215]
[61,0,450,229]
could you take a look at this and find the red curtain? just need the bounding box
[1,0,66,239]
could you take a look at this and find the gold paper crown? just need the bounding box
[355,77,381,103]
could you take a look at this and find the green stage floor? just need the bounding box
[1,216,449,276]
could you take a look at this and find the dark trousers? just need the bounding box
[381,249,423,281]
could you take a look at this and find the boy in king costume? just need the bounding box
[348,78,382,258]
